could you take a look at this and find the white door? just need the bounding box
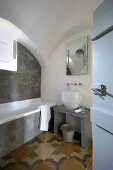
[92,124,113,170]
[92,30,113,111]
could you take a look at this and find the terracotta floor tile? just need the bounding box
[48,150,67,162]
[0,158,16,168]
[71,152,92,169]
[87,158,92,170]
[37,132,54,143]
[1,132,92,170]
[31,162,56,170]
[3,163,26,170]
[60,159,86,170]
[35,143,55,160]
[27,141,39,149]
[11,145,32,162]
[51,139,62,148]
[86,143,92,155]
[70,150,86,159]
[85,155,92,167]
[72,159,86,169]
[54,134,63,141]
[21,154,41,166]
[57,141,81,156]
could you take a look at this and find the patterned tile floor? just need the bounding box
[0,132,92,170]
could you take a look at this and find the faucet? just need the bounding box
[71,83,77,86]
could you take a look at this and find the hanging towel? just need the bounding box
[40,104,51,131]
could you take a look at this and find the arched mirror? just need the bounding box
[66,36,88,75]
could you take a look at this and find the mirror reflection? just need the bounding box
[66,36,88,75]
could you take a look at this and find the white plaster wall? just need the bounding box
[0,0,102,65]
[41,30,92,108]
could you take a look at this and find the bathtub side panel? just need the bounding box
[0,112,40,157]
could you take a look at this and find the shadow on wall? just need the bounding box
[49,23,91,61]
[0,42,41,104]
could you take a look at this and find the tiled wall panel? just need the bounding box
[0,42,41,103]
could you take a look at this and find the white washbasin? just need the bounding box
[62,90,82,110]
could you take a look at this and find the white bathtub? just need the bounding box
[0,98,56,125]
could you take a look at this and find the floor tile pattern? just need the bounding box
[0,132,92,170]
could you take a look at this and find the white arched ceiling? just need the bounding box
[0,18,45,66]
[0,0,103,65]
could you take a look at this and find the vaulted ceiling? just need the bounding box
[0,0,103,65]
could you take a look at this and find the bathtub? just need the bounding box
[0,98,55,125]
[0,98,56,157]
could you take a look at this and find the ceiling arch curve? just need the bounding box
[49,23,92,58]
[0,0,103,65]
[0,18,45,66]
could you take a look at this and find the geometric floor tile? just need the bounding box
[31,162,56,170]
[1,163,26,170]
[27,141,39,150]
[87,158,92,170]
[11,145,32,162]
[70,153,92,169]
[57,141,81,156]
[34,143,56,160]
[37,132,54,143]
[86,143,92,155]
[51,139,62,148]
[47,150,67,162]
[59,158,86,170]
[0,158,16,168]
[70,150,87,159]
[0,132,92,170]
[21,154,41,166]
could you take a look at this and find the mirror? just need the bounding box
[66,36,88,75]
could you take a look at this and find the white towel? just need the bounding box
[40,104,51,131]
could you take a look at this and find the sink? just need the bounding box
[62,90,82,110]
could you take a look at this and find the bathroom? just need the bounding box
[0,0,113,170]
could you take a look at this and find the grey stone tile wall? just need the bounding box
[0,42,41,103]
[0,112,41,157]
